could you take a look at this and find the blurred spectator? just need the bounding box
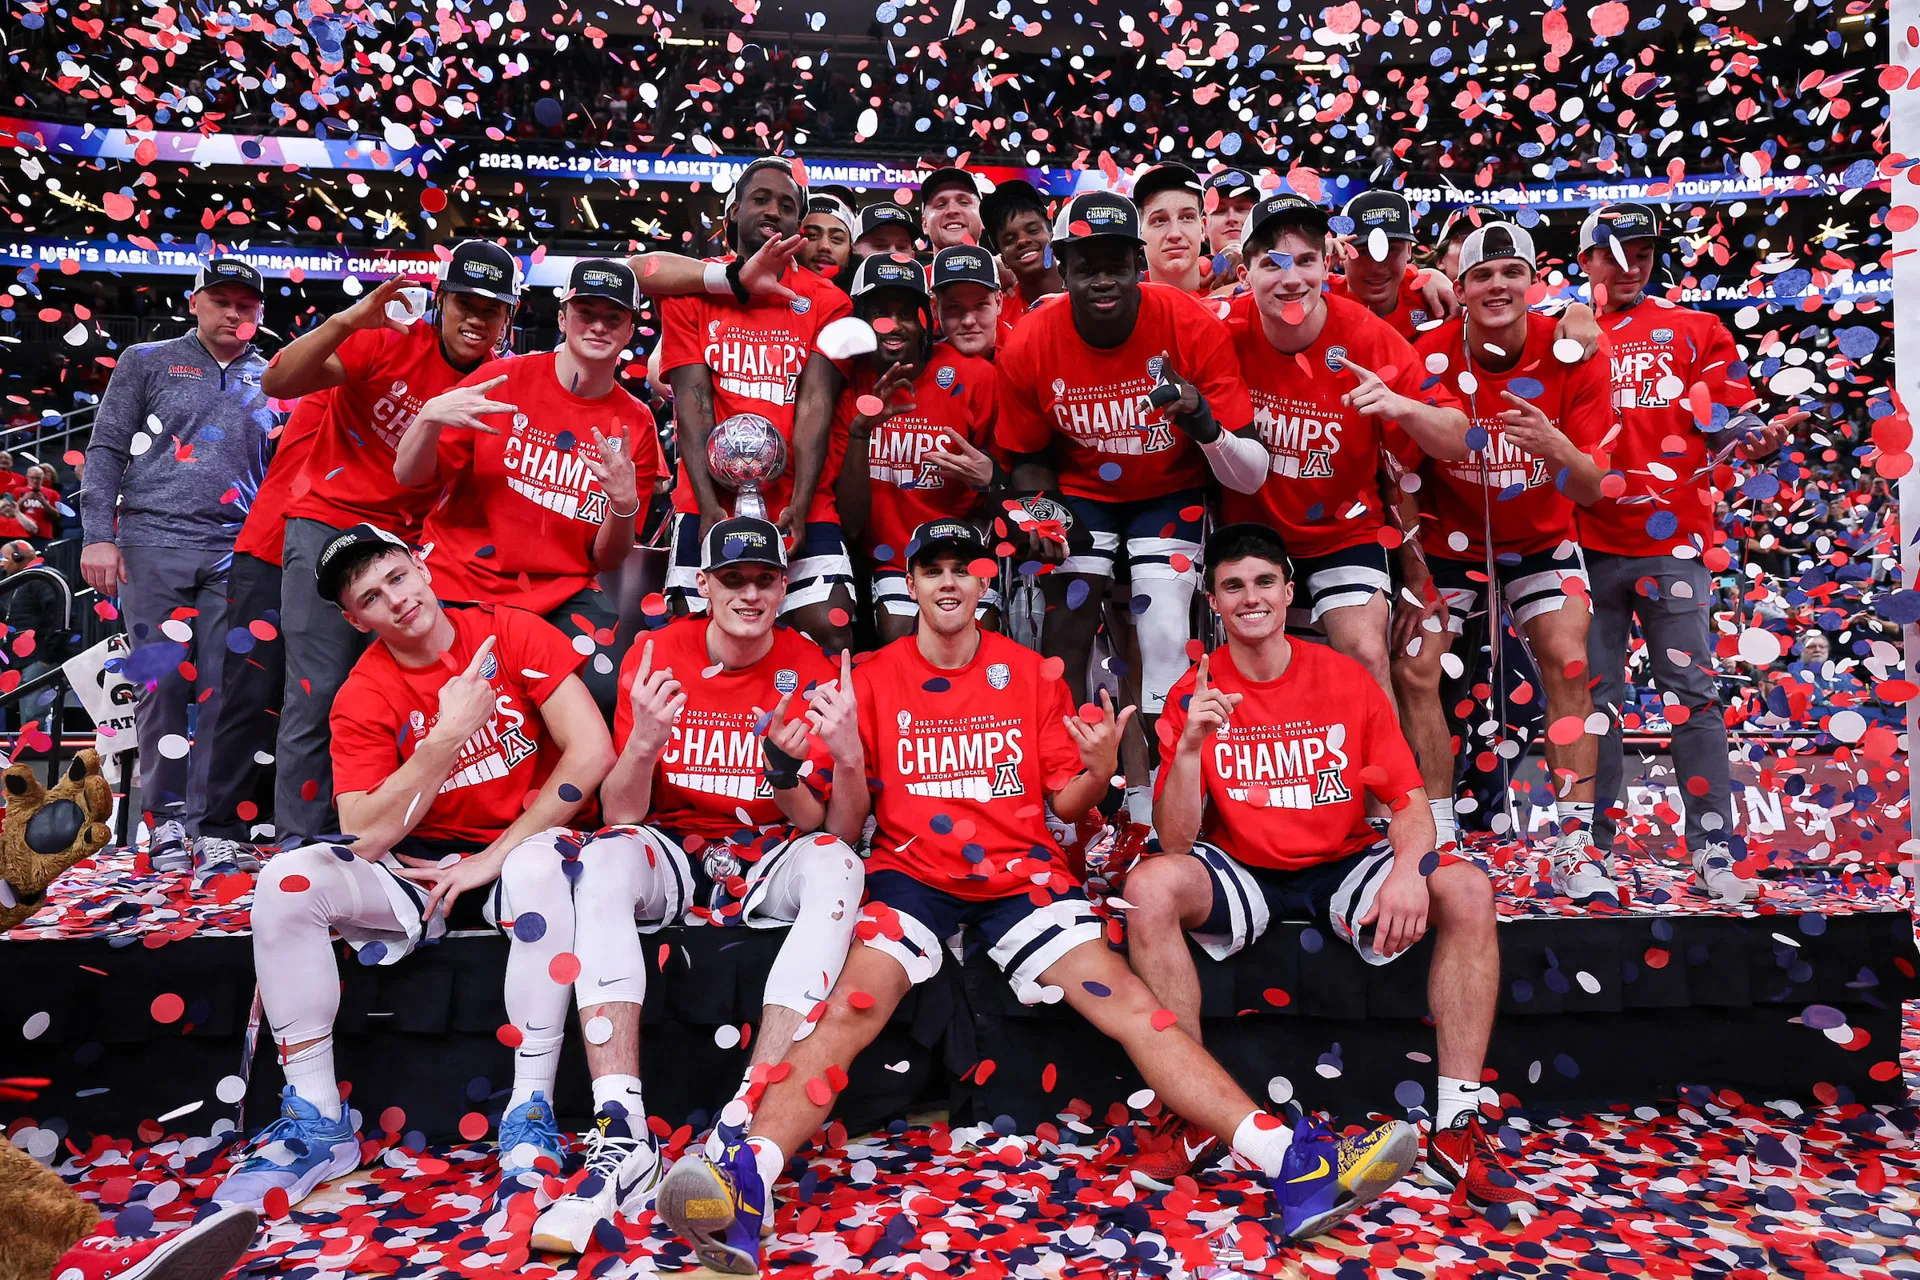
[16,466,62,542]
[0,495,39,540]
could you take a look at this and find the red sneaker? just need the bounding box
[52,1205,258,1280]
[1425,1114,1532,1212]
[1125,1111,1221,1191]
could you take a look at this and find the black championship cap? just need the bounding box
[562,258,640,311]
[850,254,930,299]
[906,519,989,568]
[1579,203,1661,254]
[441,239,523,304]
[1239,192,1331,253]
[806,195,857,239]
[1202,169,1260,201]
[316,523,411,603]
[1342,190,1417,243]
[1132,162,1203,211]
[193,257,264,297]
[1051,191,1145,247]
[920,167,981,202]
[702,516,789,572]
[931,245,1000,291]
[855,203,919,245]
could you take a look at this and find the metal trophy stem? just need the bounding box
[707,413,788,520]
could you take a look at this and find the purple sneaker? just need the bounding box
[656,1140,766,1274]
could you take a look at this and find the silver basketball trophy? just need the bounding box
[707,413,788,519]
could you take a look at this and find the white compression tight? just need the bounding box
[1131,567,1199,716]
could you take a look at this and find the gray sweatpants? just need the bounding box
[274,517,371,847]
[119,544,231,831]
[1585,551,1734,854]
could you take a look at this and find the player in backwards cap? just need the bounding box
[395,258,664,717]
[979,177,1062,324]
[1134,162,1214,297]
[1121,522,1520,1209]
[920,167,986,250]
[211,523,613,1215]
[659,156,862,654]
[994,190,1263,788]
[832,255,1003,642]
[1575,203,1790,904]
[1226,194,1470,698]
[929,244,1006,360]
[511,516,866,1253]
[800,194,856,282]
[654,519,1420,1273]
[1392,221,1615,897]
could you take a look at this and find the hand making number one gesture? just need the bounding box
[1177,653,1244,753]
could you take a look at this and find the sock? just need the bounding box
[1559,801,1594,835]
[745,1135,785,1195]
[1436,1076,1485,1128]
[1229,1111,1295,1180]
[1430,797,1458,849]
[508,1033,564,1112]
[281,1038,342,1121]
[592,1073,646,1122]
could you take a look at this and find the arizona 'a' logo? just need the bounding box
[1313,767,1351,804]
[992,760,1023,796]
[1300,449,1335,478]
[499,725,538,768]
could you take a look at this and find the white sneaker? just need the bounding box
[192,836,263,881]
[1548,829,1619,903]
[1691,843,1756,905]
[529,1109,662,1254]
[149,819,189,874]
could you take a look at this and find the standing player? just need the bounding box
[660,158,859,653]
[929,245,1005,361]
[1331,192,1454,338]
[994,191,1261,759]
[1392,222,1615,894]
[853,204,920,257]
[1134,163,1211,297]
[1575,203,1788,903]
[513,517,867,1254]
[1123,523,1519,1210]
[979,178,1061,322]
[395,258,661,717]
[1202,168,1261,283]
[211,525,613,1214]
[832,256,1001,641]
[654,521,1420,1273]
[919,168,985,251]
[800,195,856,282]
[1228,194,1470,697]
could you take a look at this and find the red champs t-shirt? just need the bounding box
[993,283,1253,503]
[612,617,838,842]
[1155,641,1424,871]
[658,262,854,519]
[285,324,468,540]
[422,353,664,615]
[1412,312,1613,561]
[1578,298,1754,558]
[834,346,998,568]
[1227,293,1459,558]
[329,605,586,846]
[234,389,328,566]
[855,631,1083,901]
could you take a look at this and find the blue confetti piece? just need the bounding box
[1065,579,1091,610]
[962,843,986,864]
[1553,1053,1580,1079]
[922,677,952,692]
[1836,326,1879,361]
[555,430,577,452]
[513,912,547,943]
[1097,462,1123,483]
[121,641,187,688]
[1299,928,1325,953]
[930,814,954,835]
[1508,377,1545,399]
[558,783,582,803]
[359,941,388,965]
[225,629,256,655]
[1874,590,1920,625]
[1418,850,1440,876]
[1394,1079,1425,1110]
[476,544,496,558]
[1741,473,1780,501]
[1801,1003,1847,1030]
[1082,981,1111,997]
[1465,426,1490,451]
[1644,510,1679,541]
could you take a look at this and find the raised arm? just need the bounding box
[263,276,414,399]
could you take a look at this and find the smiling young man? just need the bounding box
[502,516,866,1254]
[919,167,985,251]
[211,525,613,1216]
[1227,193,1470,698]
[980,178,1061,325]
[994,191,1260,767]
[832,256,1002,641]
[1575,203,1788,903]
[1392,222,1616,897]
[1134,162,1211,297]
[660,158,860,653]
[654,520,1419,1273]
[1122,522,1518,1210]
[394,258,663,717]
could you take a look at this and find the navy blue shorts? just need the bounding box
[1184,839,1402,966]
[1058,487,1206,582]
[861,869,1104,1001]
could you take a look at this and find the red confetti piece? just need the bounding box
[149,993,184,1024]
[458,1112,489,1141]
[548,952,581,984]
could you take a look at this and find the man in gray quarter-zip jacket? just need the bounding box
[80,258,276,874]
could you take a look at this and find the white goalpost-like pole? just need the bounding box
[1893,6,1920,862]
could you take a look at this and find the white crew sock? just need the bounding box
[1430,797,1458,850]
[1558,801,1594,835]
[1228,1111,1295,1179]
[1436,1075,1486,1128]
[745,1135,785,1193]
[592,1073,646,1122]
[281,1037,342,1121]
[508,1032,564,1112]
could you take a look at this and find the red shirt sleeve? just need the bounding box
[658,294,708,378]
[329,674,403,799]
[992,333,1053,457]
[1037,668,1082,793]
[1182,305,1253,434]
[497,606,586,705]
[334,327,387,385]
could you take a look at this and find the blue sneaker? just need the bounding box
[657,1140,767,1275]
[496,1091,567,1203]
[210,1086,362,1214]
[1273,1117,1417,1240]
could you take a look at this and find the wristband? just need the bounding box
[703,261,732,297]
[608,497,642,520]
[723,257,752,305]
[1174,394,1221,444]
[762,735,804,790]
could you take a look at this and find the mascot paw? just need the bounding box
[0,750,113,932]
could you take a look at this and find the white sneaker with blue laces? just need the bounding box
[210,1086,362,1214]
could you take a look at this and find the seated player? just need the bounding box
[653,521,1420,1274]
[211,525,614,1213]
[1121,523,1521,1211]
[396,258,662,717]
[1391,222,1615,894]
[832,255,1003,642]
[800,195,856,282]
[660,158,859,653]
[512,517,867,1253]
[1228,193,1469,697]
[930,244,1006,360]
[979,178,1061,323]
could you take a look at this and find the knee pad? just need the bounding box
[253,843,348,932]
[1131,574,1198,714]
[789,835,864,902]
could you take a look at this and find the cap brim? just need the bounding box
[907,535,985,565]
[561,288,637,311]
[195,279,263,296]
[440,282,519,303]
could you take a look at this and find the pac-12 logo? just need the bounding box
[1052,378,1067,397]
[936,365,957,390]
[987,663,1011,690]
[1147,356,1165,380]
[1326,345,1349,373]
[1651,328,1674,344]
[791,297,812,314]
[478,649,499,679]
[775,668,799,694]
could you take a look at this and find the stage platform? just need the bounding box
[5,846,1915,1145]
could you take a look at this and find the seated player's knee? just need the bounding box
[1341,627,1392,688]
[1431,861,1496,928]
[1391,642,1442,698]
[1120,855,1197,937]
[498,828,572,901]
[253,843,344,933]
[792,833,865,899]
